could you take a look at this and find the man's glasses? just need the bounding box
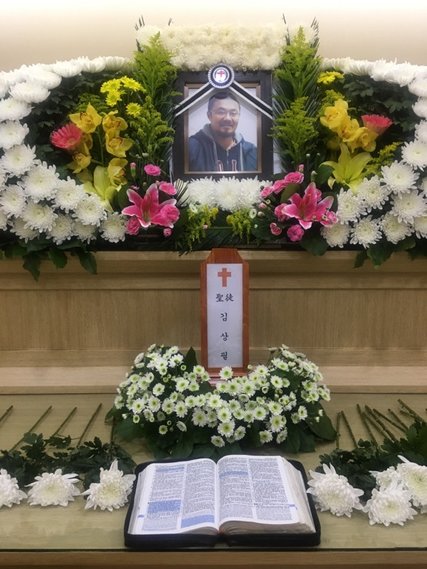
[212,109,240,118]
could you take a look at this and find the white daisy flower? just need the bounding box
[414,215,427,238]
[211,435,225,448]
[259,430,273,444]
[55,178,86,212]
[381,162,418,194]
[214,178,241,211]
[74,195,106,226]
[401,141,427,169]
[409,77,427,97]
[0,144,36,176]
[350,217,381,247]
[307,463,364,517]
[415,121,427,144]
[321,222,350,248]
[355,176,389,210]
[50,215,74,244]
[371,466,401,489]
[102,56,130,71]
[27,470,80,507]
[392,192,427,223]
[192,408,207,426]
[100,213,127,243]
[0,184,26,217]
[0,469,27,508]
[9,81,50,104]
[82,460,135,512]
[364,480,416,526]
[0,98,31,121]
[276,428,288,444]
[11,219,39,241]
[72,221,97,242]
[79,57,108,73]
[413,98,427,119]
[336,189,362,223]
[22,163,58,202]
[397,457,427,510]
[0,121,29,150]
[381,213,411,243]
[217,420,235,437]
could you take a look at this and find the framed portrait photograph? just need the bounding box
[172,70,273,181]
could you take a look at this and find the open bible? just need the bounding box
[124,454,320,549]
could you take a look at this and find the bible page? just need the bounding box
[129,458,218,535]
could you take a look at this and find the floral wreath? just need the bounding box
[0,20,426,277]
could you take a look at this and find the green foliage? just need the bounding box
[175,205,219,250]
[0,432,135,489]
[226,210,253,241]
[272,97,319,169]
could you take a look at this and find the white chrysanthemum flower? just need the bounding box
[135,25,162,47]
[215,178,242,211]
[211,435,225,448]
[307,463,364,517]
[22,67,61,89]
[414,215,427,237]
[79,57,108,73]
[371,466,401,489]
[22,163,58,202]
[27,470,80,507]
[102,56,130,71]
[184,178,217,208]
[73,220,97,242]
[0,184,26,217]
[0,209,8,230]
[397,457,427,509]
[82,460,135,512]
[259,430,273,444]
[381,162,418,194]
[321,222,350,248]
[50,215,74,244]
[336,189,362,223]
[50,59,85,77]
[0,469,27,508]
[381,213,412,243]
[364,481,416,526]
[371,61,417,87]
[413,98,427,119]
[9,82,50,104]
[0,98,31,121]
[55,178,86,212]
[409,77,427,97]
[392,192,427,223]
[401,141,427,169]
[74,195,106,226]
[350,217,381,247]
[414,122,427,147]
[219,366,233,380]
[355,175,389,210]
[0,144,36,176]
[11,218,39,241]
[22,201,57,232]
[0,121,29,150]
[100,213,127,243]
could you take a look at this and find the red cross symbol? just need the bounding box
[218,267,231,287]
[215,69,227,82]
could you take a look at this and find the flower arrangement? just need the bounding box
[108,344,335,459]
[308,403,427,526]
[0,20,427,276]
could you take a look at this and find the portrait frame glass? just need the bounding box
[172,70,273,181]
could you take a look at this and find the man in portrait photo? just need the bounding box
[188,90,257,173]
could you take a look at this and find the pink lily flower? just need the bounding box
[278,183,334,230]
[122,185,180,229]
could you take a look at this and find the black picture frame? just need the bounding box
[172,70,273,181]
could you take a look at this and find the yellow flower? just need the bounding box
[107,158,127,185]
[344,126,378,153]
[82,165,121,208]
[318,71,344,85]
[68,151,92,173]
[69,103,102,134]
[320,99,350,134]
[100,78,121,94]
[102,112,128,134]
[323,144,372,189]
[105,90,122,107]
[126,102,143,118]
[105,134,133,158]
[120,76,144,92]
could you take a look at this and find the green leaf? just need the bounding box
[366,242,395,267]
[306,412,337,441]
[168,437,194,459]
[76,250,97,274]
[281,427,301,453]
[300,233,329,256]
[23,253,42,281]
[113,417,142,441]
[48,248,68,269]
[354,249,368,268]
[183,347,198,370]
